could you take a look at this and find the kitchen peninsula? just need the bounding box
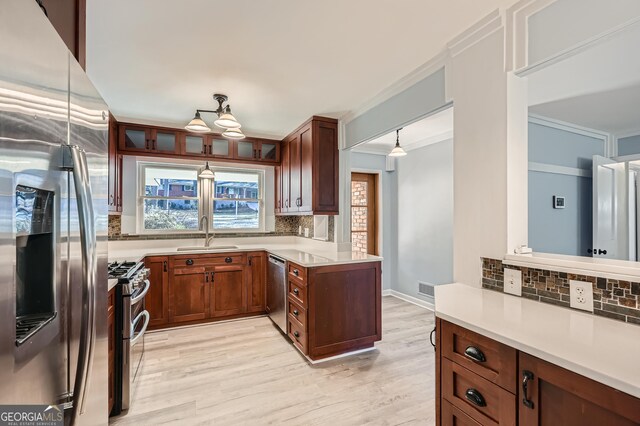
[109,237,382,363]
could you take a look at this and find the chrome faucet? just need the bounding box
[199,215,213,247]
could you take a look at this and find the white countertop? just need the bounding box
[108,236,382,268]
[435,283,640,399]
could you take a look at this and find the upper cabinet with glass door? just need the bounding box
[181,134,233,160]
[119,124,179,154]
[234,139,280,163]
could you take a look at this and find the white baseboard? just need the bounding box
[384,289,435,311]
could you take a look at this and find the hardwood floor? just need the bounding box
[110,296,436,425]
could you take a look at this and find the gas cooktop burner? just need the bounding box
[108,261,144,280]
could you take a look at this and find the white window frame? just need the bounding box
[137,162,202,234]
[205,166,265,233]
[136,162,265,234]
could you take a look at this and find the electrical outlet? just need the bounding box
[304,228,310,238]
[570,280,594,312]
[298,226,302,235]
[503,268,522,296]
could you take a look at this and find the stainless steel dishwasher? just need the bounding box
[266,254,287,333]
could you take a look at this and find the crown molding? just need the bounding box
[446,9,504,58]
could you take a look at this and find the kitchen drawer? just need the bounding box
[288,299,307,330]
[441,399,483,426]
[288,262,307,284]
[441,320,517,393]
[288,318,308,354]
[173,254,245,267]
[288,280,307,307]
[442,358,516,426]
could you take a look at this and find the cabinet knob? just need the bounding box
[293,310,299,316]
[293,269,299,276]
[163,260,167,272]
[186,259,194,266]
[293,288,299,296]
[464,346,486,363]
[465,388,486,407]
[293,331,300,338]
[225,257,232,263]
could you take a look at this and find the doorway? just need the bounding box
[351,172,379,255]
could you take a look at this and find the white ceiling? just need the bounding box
[352,107,453,155]
[86,0,515,139]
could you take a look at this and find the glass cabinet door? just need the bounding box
[184,135,206,155]
[211,138,231,158]
[260,142,278,161]
[153,131,178,153]
[235,140,256,159]
[120,127,148,151]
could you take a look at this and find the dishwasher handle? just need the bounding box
[268,255,285,266]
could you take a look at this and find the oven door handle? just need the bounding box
[131,310,150,347]
[131,279,150,306]
[63,145,97,421]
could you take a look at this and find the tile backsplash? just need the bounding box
[482,258,640,326]
[108,214,334,242]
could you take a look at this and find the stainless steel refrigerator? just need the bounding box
[0,1,109,425]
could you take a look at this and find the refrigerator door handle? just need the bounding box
[63,145,97,421]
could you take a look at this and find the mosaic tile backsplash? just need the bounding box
[108,215,334,242]
[482,258,640,326]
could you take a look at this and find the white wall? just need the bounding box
[350,152,397,290]
[397,140,454,297]
[120,155,275,235]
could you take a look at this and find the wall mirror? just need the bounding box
[526,16,640,261]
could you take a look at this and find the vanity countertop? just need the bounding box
[435,283,640,399]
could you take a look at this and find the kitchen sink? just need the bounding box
[176,245,239,251]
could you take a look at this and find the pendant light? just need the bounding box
[222,127,246,140]
[199,161,215,179]
[388,128,407,157]
[185,111,211,133]
[185,94,242,133]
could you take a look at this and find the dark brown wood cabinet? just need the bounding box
[170,266,208,323]
[247,252,266,313]
[518,352,640,426]
[286,261,382,361]
[40,0,86,68]
[210,266,245,317]
[278,116,339,216]
[107,287,115,415]
[436,319,640,426]
[108,113,122,214]
[118,124,180,155]
[145,256,169,328]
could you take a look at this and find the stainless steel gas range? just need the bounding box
[108,261,151,415]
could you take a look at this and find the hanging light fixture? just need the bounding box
[222,128,246,140]
[388,128,407,157]
[199,161,215,179]
[185,94,244,137]
[185,111,211,133]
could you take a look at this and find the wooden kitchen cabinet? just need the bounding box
[518,352,640,426]
[118,123,179,154]
[107,287,115,415]
[435,319,640,426]
[181,134,234,160]
[107,113,121,214]
[145,256,169,328]
[277,116,339,215]
[246,252,266,313]
[209,266,245,317]
[40,0,86,68]
[170,266,208,323]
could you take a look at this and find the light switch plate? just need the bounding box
[503,268,522,296]
[570,280,594,312]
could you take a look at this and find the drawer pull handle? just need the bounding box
[225,257,232,263]
[464,346,486,363]
[522,370,534,409]
[465,388,486,407]
[293,309,299,316]
[293,288,299,296]
[293,331,300,338]
[186,259,194,266]
[293,269,299,276]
